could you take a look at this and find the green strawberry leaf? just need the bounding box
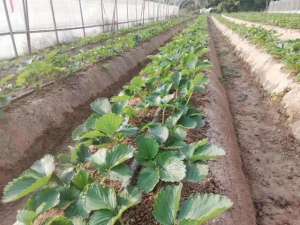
[15,210,37,225]
[157,152,186,182]
[26,188,60,214]
[2,155,55,203]
[83,184,117,212]
[137,167,160,193]
[106,144,134,169]
[185,163,208,183]
[192,144,225,162]
[91,98,112,115]
[178,194,233,225]
[153,183,183,225]
[95,113,123,136]
[136,136,159,162]
[72,170,92,190]
[149,123,169,143]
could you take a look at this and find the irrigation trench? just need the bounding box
[1,17,300,225]
[208,17,300,225]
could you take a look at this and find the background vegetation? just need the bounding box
[207,0,270,12]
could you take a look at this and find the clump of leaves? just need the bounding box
[0,94,11,118]
[16,61,65,87]
[153,183,233,225]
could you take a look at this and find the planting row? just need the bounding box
[0,18,168,75]
[216,15,300,80]
[0,17,187,104]
[226,12,300,29]
[2,16,232,225]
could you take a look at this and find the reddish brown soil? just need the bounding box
[210,19,300,225]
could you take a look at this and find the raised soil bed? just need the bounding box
[0,24,186,193]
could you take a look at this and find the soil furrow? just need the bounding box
[209,20,300,225]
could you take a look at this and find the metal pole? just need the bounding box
[22,0,31,54]
[49,0,59,44]
[100,0,105,32]
[156,0,160,21]
[135,0,138,25]
[163,0,167,20]
[140,0,145,25]
[3,0,18,57]
[78,0,86,37]
[126,0,129,28]
[153,0,155,21]
[116,0,119,30]
[142,0,145,25]
[147,0,149,22]
[111,0,116,32]
[167,0,169,19]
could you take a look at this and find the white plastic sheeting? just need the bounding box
[267,0,300,13]
[0,0,179,59]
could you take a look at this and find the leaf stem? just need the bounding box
[162,107,165,124]
[185,92,193,106]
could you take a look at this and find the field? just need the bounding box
[1,11,300,225]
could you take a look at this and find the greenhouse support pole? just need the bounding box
[3,0,18,57]
[152,0,155,21]
[164,0,166,20]
[78,0,86,37]
[156,0,159,21]
[100,0,105,32]
[167,0,169,19]
[162,0,164,20]
[22,0,31,54]
[116,0,119,30]
[147,0,149,22]
[126,0,129,27]
[50,0,59,44]
[111,0,117,32]
[142,0,145,25]
[135,0,138,25]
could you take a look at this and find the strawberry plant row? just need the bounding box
[0,17,186,97]
[2,16,232,225]
[216,16,300,80]
[226,12,300,29]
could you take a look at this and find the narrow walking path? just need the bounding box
[210,21,300,225]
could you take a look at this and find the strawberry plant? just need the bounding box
[153,183,233,225]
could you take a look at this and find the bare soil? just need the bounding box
[210,19,300,225]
